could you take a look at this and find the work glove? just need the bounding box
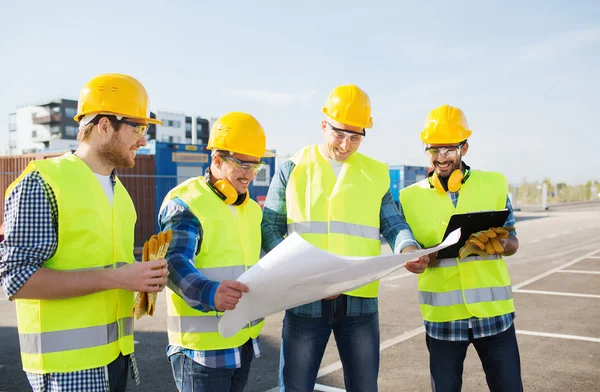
[133,230,172,319]
[458,227,514,260]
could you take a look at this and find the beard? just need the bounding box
[98,132,135,168]
[434,159,461,178]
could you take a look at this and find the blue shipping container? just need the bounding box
[388,165,428,206]
[148,142,275,230]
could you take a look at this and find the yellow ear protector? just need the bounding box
[429,163,471,194]
[205,167,249,206]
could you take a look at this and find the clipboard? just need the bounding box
[436,209,510,259]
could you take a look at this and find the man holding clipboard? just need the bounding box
[399,105,522,392]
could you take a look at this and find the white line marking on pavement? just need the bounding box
[514,289,600,299]
[316,326,425,378]
[589,256,600,259]
[517,330,600,343]
[529,239,541,244]
[558,270,600,275]
[383,284,399,288]
[513,248,600,290]
[314,384,346,392]
[382,272,413,281]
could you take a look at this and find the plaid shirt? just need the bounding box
[399,173,518,341]
[159,196,260,369]
[0,170,140,392]
[261,157,419,318]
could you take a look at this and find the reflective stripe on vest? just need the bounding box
[168,316,264,333]
[287,221,380,240]
[419,286,513,306]
[19,318,133,354]
[431,254,501,268]
[285,145,389,298]
[198,265,248,282]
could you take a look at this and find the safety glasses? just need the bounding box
[327,123,365,143]
[425,143,463,158]
[119,120,149,139]
[220,155,265,174]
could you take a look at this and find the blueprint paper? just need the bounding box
[218,229,460,338]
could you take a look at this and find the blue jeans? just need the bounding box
[279,298,380,392]
[426,324,523,392]
[107,354,130,392]
[169,341,254,392]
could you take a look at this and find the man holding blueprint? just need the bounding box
[399,105,522,392]
[261,85,429,392]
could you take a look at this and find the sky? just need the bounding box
[0,0,598,185]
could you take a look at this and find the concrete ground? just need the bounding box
[1,204,599,391]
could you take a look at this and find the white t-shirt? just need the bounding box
[94,173,114,205]
[318,147,344,178]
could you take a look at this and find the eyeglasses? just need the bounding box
[328,123,365,143]
[220,155,265,174]
[425,144,463,158]
[119,120,149,139]
[91,115,149,139]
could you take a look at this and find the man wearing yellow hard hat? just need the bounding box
[399,105,522,391]
[261,85,428,391]
[159,112,274,391]
[0,73,169,391]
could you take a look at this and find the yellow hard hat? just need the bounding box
[421,104,472,145]
[321,84,373,129]
[207,112,275,158]
[74,74,163,125]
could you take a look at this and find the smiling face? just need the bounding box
[320,119,365,162]
[97,118,148,168]
[426,142,469,178]
[213,152,262,194]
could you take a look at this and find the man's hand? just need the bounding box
[402,245,429,274]
[115,259,169,293]
[214,280,249,311]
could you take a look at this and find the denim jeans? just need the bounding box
[107,354,130,392]
[279,297,380,392]
[169,340,254,392]
[426,323,523,392]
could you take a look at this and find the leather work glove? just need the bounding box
[133,230,172,319]
[458,227,514,260]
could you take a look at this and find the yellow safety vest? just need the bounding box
[8,153,137,374]
[164,177,264,350]
[286,145,389,298]
[400,171,515,322]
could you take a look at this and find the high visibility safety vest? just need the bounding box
[400,171,515,322]
[164,177,264,350]
[7,153,137,374]
[286,145,390,298]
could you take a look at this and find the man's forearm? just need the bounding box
[11,267,120,300]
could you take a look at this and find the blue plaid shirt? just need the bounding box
[399,178,518,341]
[0,170,140,392]
[261,156,419,318]
[159,196,260,369]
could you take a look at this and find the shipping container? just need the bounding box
[388,165,429,206]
